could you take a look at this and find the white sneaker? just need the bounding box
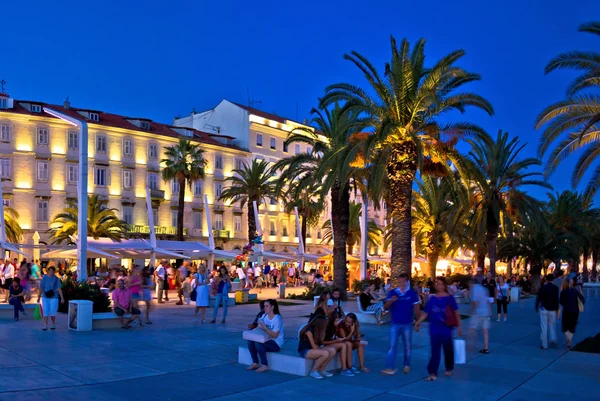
[503,317,507,322]
[309,371,324,380]
[321,371,333,378]
[497,319,500,322]
[341,369,355,377]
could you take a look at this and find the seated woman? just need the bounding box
[337,313,369,372]
[246,299,284,373]
[359,284,385,323]
[323,311,356,376]
[310,290,332,321]
[298,316,337,380]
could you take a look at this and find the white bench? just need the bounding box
[583,283,600,288]
[92,311,132,330]
[0,303,37,319]
[356,297,389,324]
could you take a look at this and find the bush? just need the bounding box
[287,283,335,300]
[58,277,112,313]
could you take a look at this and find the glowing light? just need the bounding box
[225,171,233,177]
[184,196,191,203]
[16,144,32,152]
[52,146,65,155]
[16,182,31,189]
[52,184,64,191]
[110,189,121,196]
[269,235,277,242]
[136,158,146,165]
[20,224,30,230]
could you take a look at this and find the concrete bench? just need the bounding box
[356,297,389,324]
[583,283,600,288]
[0,303,37,319]
[92,312,132,330]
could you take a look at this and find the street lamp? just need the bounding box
[43,108,88,281]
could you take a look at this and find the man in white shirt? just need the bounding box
[154,261,167,303]
[2,261,14,302]
[236,265,246,287]
[470,278,491,354]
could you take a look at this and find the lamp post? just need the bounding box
[43,108,88,281]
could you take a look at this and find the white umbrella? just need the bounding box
[43,246,114,259]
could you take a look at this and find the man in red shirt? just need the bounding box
[112,279,142,329]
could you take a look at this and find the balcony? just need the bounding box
[150,189,165,200]
[212,229,231,239]
[127,225,187,236]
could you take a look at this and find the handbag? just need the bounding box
[242,328,270,343]
[453,338,466,364]
[445,304,458,327]
[190,288,197,302]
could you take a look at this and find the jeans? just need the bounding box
[248,339,280,365]
[427,331,454,375]
[212,293,228,320]
[9,298,24,319]
[540,309,557,348]
[386,323,413,369]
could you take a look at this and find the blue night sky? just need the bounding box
[3,0,600,202]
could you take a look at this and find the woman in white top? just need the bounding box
[193,264,210,323]
[246,299,284,373]
[495,275,510,322]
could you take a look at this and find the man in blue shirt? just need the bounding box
[381,272,420,375]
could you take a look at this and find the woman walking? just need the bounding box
[495,276,510,322]
[559,278,585,348]
[37,266,65,330]
[141,266,153,324]
[127,265,142,309]
[194,264,210,323]
[415,277,462,381]
[210,266,231,324]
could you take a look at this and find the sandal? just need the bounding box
[425,376,437,381]
[445,371,453,376]
[145,321,153,325]
[360,367,370,373]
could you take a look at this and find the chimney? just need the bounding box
[64,97,71,109]
[303,118,308,125]
[191,108,196,116]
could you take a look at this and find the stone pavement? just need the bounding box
[0,287,599,401]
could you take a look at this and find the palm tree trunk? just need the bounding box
[177,177,186,241]
[247,200,256,242]
[592,250,598,281]
[428,252,439,280]
[347,241,355,256]
[387,142,417,287]
[582,250,589,281]
[331,182,350,293]
[486,210,498,277]
[477,250,486,272]
[300,212,307,272]
[530,259,543,294]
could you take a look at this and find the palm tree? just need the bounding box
[536,21,600,200]
[161,138,207,241]
[464,130,551,276]
[321,36,493,285]
[281,179,323,251]
[412,176,467,279]
[48,195,127,244]
[4,207,23,243]
[321,202,382,255]
[276,103,362,292]
[219,159,277,242]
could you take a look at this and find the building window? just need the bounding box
[140,121,151,130]
[148,143,158,159]
[307,146,312,154]
[215,155,223,170]
[270,137,276,150]
[123,170,133,189]
[37,128,49,145]
[256,134,263,147]
[148,173,158,190]
[171,179,180,194]
[171,210,178,227]
[194,211,203,229]
[295,144,300,155]
[0,158,10,178]
[123,205,133,225]
[235,159,244,170]
[194,181,203,197]
[0,125,10,142]
[36,199,49,221]
[0,99,7,109]
[37,161,49,182]
[2,199,10,208]
[68,131,78,150]
[31,104,42,113]
[89,112,99,122]
[283,142,288,153]
[283,225,289,237]
[234,215,242,232]
[96,136,107,153]
[95,168,107,186]
[214,182,222,199]
[123,139,133,156]
[269,220,276,236]
[67,164,78,184]
[213,213,223,230]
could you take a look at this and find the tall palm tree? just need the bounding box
[220,159,277,242]
[161,138,207,241]
[48,195,127,244]
[412,176,467,279]
[281,179,323,250]
[321,202,382,255]
[4,207,23,243]
[276,103,362,292]
[465,130,551,276]
[321,36,493,285]
[536,21,600,200]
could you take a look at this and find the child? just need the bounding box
[182,275,192,305]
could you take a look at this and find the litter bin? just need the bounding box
[68,300,93,332]
[277,283,286,299]
[510,286,521,302]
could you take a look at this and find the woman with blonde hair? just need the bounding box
[559,277,585,348]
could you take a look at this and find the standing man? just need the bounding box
[381,273,420,375]
[470,277,491,354]
[2,260,15,303]
[287,264,296,286]
[154,260,166,303]
[263,263,271,287]
[179,261,189,281]
[536,273,560,349]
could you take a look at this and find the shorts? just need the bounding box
[470,315,490,330]
[131,293,141,300]
[298,349,310,358]
[114,307,141,316]
[41,297,59,317]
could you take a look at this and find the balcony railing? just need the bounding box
[127,225,187,236]
[212,229,230,239]
[150,189,165,199]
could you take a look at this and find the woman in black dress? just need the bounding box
[559,278,585,348]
